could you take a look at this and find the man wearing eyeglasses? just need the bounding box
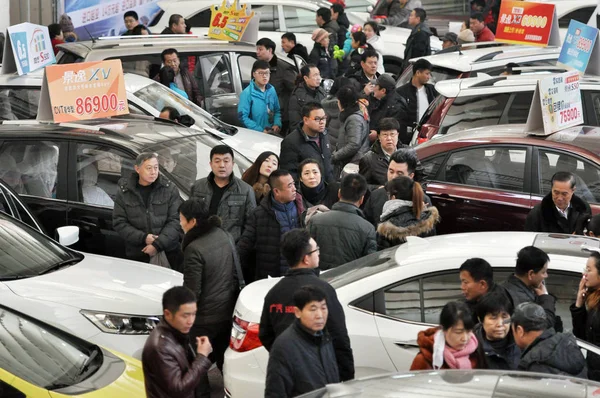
[258,228,355,382]
[238,60,282,134]
[280,102,335,183]
[359,117,401,188]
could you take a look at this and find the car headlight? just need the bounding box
[81,310,160,334]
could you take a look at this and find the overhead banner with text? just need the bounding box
[37,60,129,122]
[495,0,560,47]
[525,71,584,135]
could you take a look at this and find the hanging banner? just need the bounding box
[558,20,600,76]
[525,71,584,136]
[208,0,258,42]
[2,23,56,75]
[37,59,129,122]
[495,0,560,47]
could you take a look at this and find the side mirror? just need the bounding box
[56,226,79,246]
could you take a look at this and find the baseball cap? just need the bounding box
[442,32,458,45]
[504,302,547,331]
[375,74,396,92]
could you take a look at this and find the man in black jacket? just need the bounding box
[330,4,348,48]
[525,171,591,235]
[281,33,309,63]
[316,7,340,51]
[280,102,335,183]
[113,152,183,270]
[161,14,186,34]
[348,50,381,96]
[503,246,558,330]
[512,302,587,378]
[360,118,400,188]
[396,58,437,145]
[308,174,376,270]
[256,38,298,134]
[403,8,432,68]
[368,74,403,133]
[260,229,354,382]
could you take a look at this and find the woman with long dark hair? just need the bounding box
[572,251,600,380]
[345,31,374,77]
[288,64,326,132]
[377,175,439,249]
[241,151,279,204]
[411,301,481,370]
[298,158,339,209]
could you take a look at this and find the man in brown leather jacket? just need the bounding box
[142,286,213,398]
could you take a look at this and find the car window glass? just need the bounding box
[76,144,135,208]
[107,54,162,79]
[0,141,59,198]
[384,279,421,322]
[0,187,10,216]
[238,54,258,88]
[56,51,84,64]
[253,5,279,30]
[127,100,147,115]
[0,88,40,120]
[6,189,40,231]
[506,91,534,123]
[559,7,596,29]
[440,93,509,135]
[187,9,212,27]
[196,53,234,96]
[538,149,600,203]
[421,155,445,180]
[588,91,600,125]
[442,146,526,192]
[283,6,318,33]
[0,306,95,389]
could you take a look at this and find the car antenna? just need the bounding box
[82,25,96,44]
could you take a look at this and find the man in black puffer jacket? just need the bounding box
[260,229,354,383]
[113,152,183,269]
[368,74,403,133]
[513,302,587,378]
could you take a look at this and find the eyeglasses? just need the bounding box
[254,71,271,76]
[310,116,328,123]
[307,247,320,255]
[380,132,398,138]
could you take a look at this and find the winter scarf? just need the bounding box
[301,180,327,206]
[433,329,478,370]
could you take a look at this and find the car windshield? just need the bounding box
[144,135,251,192]
[396,65,462,87]
[133,82,236,136]
[0,213,75,279]
[0,305,102,389]
[321,247,399,289]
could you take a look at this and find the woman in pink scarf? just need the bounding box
[411,301,481,370]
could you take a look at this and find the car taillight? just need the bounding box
[417,137,429,144]
[230,315,262,352]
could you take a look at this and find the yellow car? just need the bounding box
[0,304,146,397]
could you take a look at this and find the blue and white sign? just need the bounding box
[2,23,56,75]
[558,20,600,75]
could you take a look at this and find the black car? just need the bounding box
[0,116,251,258]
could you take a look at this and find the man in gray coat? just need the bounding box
[309,174,376,270]
[190,145,256,241]
[113,152,183,269]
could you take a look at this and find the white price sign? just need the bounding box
[539,71,584,134]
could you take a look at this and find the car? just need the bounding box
[0,70,281,160]
[299,368,600,397]
[0,303,146,397]
[412,73,600,145]
[395,44,561,88]
[415,124,600,235]
[0,117,251,258]
[56,35,298,127]
[0,209,182,360]
[149,0,442,75]
[223,231,598,397]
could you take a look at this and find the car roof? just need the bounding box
[410,45,561,73]
[416,124,600,156]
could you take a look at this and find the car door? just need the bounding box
[0,138,68,237]
[65,141,137,258]
[0,178,44,234]
[424,145,533,235]
[532,147,600,215]
[194,53,240,125]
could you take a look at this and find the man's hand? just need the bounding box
[142,245,158,256]
[575,276,587,308]
[533,280,548,296]
[363,83,375,96]
[145,234,158,245]
[196,336,213,357]
[272,125,281,134]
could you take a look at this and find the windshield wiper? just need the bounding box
[78,345,101,376]
[38,257,83,276]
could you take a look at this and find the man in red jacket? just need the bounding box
[470,12,495,42]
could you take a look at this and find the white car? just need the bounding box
[223,232,594,397]
[150,0,442,76]
[0,201,182,360]
[0,71,280,160]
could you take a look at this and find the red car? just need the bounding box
[415,124,600,235]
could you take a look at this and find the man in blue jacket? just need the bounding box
[237,60,282,134]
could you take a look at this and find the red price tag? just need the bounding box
[212,13,229,28]
[75,94,119,115]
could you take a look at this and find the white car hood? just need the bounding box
[221,126,282,160]
[5,254,183,315]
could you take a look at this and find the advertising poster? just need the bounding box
[558,20,600,75]
[495,0,560,46]
[37,59,129,122]
[59,0,162,39]
[2,23,56,75]
[208,0,256,42]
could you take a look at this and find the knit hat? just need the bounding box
[312,28,329,43]
[59,13,74,33]
[458,29,475,44]
[375,74,395,92]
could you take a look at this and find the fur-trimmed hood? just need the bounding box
[377,205,440,243]
[252,181,271,201]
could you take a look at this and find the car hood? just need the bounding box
[234,277,281,323]
[221,127,282,160]
[5,254,183,315]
